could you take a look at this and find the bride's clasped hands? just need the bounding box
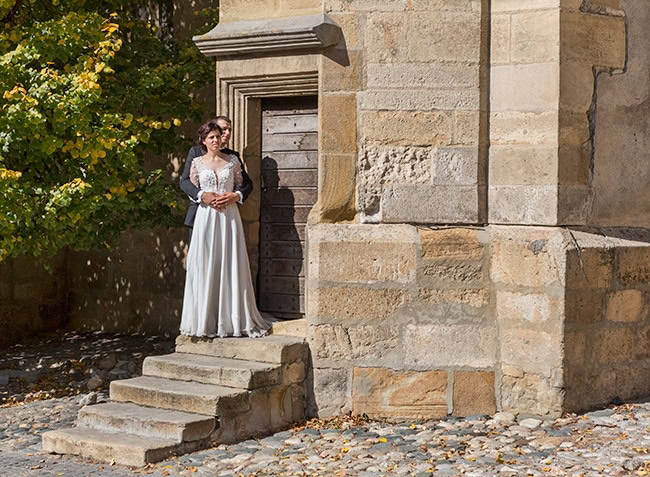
[201,191,238,210]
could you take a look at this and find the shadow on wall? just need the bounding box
[0,253,68,349]
[562,227,650,413]
[66,227,189,337]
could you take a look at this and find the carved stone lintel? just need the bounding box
[193,14,342,58]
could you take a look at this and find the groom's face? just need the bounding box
[217,119,232,148]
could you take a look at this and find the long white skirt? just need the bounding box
[180,203,271,338]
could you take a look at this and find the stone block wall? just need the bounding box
[316,0,488,225]
[66,228,187,336]
[588,0,650,228]
[558,0,627,224]
[0,254,67,349]
[307,224,498,417]
[489,1,561,224]
[488,0,641,227]
[491,226,567,416]
[307,224,650,418]
[563,229,650,412]
[491,226,650,416]
[305,0,649,419]
[220,0,321,23]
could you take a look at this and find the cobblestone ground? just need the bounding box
[1,333,650,476]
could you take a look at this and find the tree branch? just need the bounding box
[1,0,24,26]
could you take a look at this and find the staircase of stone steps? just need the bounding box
[42,333,308,467]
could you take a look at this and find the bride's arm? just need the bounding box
[233,159,244,204]
[233,153,253,203]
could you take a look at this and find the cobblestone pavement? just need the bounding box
[1,333,650,476]
[1,398,650,476]
[0,330,174,406]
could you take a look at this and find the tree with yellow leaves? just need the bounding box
[0,0,215,261]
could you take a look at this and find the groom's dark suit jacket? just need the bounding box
[179,145,253,227]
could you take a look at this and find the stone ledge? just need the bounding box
[194,14,342,57]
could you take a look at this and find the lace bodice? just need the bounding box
[190,154,243,195]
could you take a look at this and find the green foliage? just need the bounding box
[0,0,215,262]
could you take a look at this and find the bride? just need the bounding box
[180,120,271,338]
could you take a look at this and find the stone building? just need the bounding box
[189,0,650,418]
[5,0,649,420]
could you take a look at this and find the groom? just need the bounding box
[179,116,253,241]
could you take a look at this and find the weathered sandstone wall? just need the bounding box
[307,225,496,417]
[313,0,488,224]
[0,254,67,349]
[307,225,650,417]
[563,228,650,412]
[588,0,650,227]
[220,0,321,23]
[66,228,187,336]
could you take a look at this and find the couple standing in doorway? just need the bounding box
[178,116,271,339]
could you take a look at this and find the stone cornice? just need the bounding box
[193,14,342,58]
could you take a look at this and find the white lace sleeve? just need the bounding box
[190,159,200,188]
[233,158,243,188]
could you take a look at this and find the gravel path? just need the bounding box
[1,332,649,476]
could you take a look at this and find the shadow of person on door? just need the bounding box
[257,155,303,321]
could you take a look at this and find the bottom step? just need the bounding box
[78,402,216,442]
[43,427,204,466]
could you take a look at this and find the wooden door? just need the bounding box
[258,96,318,319]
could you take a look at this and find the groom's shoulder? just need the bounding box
[222,147,240,158]
[188,145,203,158]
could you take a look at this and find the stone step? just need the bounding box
[271,318,307,338]
[143,353,281,390]
[110,376,250,416]
[175,334,307,364]
[77,402,216,442]
[42,427,204,466]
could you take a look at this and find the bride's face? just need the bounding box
[203,130,222,152]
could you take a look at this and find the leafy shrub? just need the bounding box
[0,0,214,261]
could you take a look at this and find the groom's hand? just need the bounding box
[201,192,218,205]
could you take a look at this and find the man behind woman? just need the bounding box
[178,117,271,338]
[180,116,253,240]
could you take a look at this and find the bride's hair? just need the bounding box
[196,119,224,150]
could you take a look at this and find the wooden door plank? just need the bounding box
[260,241,305,259]
[261,152,318,170]
[262,96,317,112]
[261,132,318,152]
[261,224,306,241]
[263,114,318,134]
[258,293,304,314]
[261,169,317,188]
[259,277,305,295]
[260,205,312,224]
[259,258,304,278]
[262,188,318,205]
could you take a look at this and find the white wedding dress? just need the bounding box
[180,154,271,338]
